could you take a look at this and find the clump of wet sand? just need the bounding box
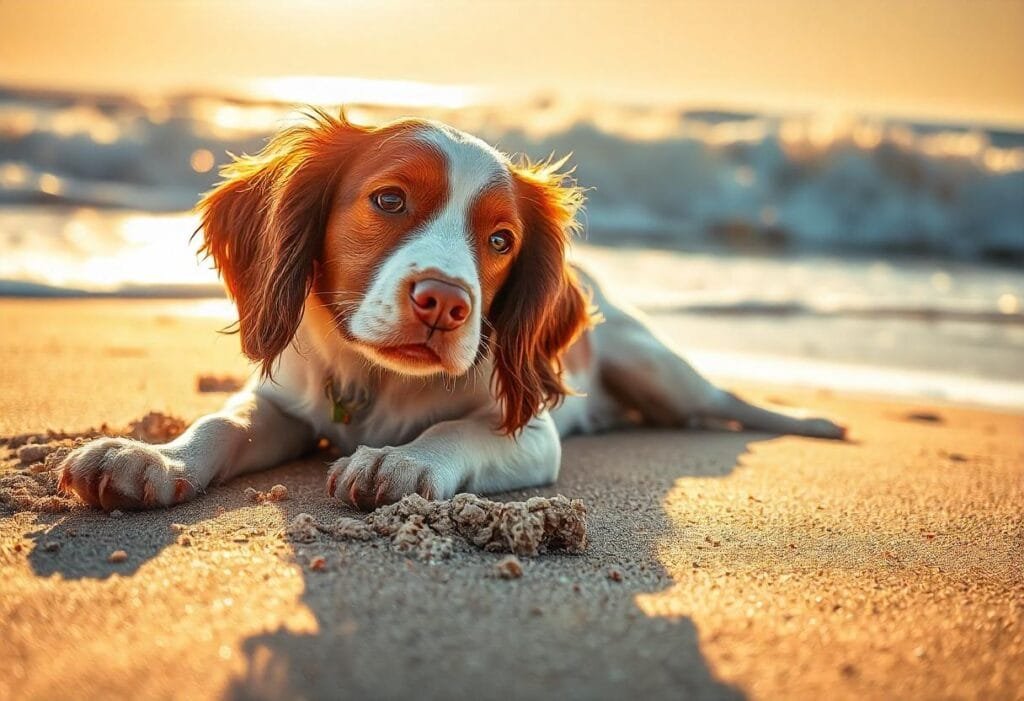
[0,412,186,513]
[286,493,588,563]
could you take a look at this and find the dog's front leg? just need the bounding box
[59,391,315,510]
[327,410,562,510]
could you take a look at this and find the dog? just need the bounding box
[58,111,845,511]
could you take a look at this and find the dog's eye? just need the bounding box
[372,188,406,214]
[488,230,513,254]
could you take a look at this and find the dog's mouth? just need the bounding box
[372,343,442,366]
[349,334,480,378]
[348,337,457,375]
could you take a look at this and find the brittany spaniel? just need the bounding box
[58,111,845,511]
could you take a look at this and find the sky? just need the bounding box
[1,0,1023,126]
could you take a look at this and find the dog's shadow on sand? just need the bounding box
[226,430,759,701]
[24,499,215,580]
[19,429,761,699]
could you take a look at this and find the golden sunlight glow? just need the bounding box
[0,163,28,188]
[37,173,62,196]
[0,210,219,291]
[190,148,216,173]
[1,0,1021,126]
[629,416,1024,698]
[247,76,482,109]
[997,293,1020,315]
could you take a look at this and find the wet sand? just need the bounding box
[1,299,1021,700]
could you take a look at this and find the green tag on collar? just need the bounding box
[332,401,351,425]
[325,377,368,425]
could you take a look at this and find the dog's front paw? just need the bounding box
[326,445,459,510]
[58,437,197,510]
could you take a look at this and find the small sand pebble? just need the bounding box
[169,523,187,533]
[196,374,244,393]
[16,443,52,465]
[109,509,124,519]
[494,555,523,579]
[108,549,128,563]
[43,541,60,552]
[607,568,624,582]
[905,411,943,424]
[310,556,327,571]
[245,484,289,503]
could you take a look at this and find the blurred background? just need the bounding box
[1,0,1022,406]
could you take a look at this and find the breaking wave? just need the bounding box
[1,85,1023,260]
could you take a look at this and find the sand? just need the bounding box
[1,299,1022,701]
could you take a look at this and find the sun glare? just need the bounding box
[246,76,483,109]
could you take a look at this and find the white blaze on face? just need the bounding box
[348,122,511,376]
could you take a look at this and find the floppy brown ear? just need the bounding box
[490,161,593,434]
[197,110,370,375]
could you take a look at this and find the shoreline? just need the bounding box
[1,298,1021,439]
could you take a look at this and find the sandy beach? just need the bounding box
[1,298,1021,700]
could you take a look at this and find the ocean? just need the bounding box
[1,85,1022,407]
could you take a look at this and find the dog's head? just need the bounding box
[198,111,591,433]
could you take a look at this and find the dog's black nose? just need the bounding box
[409,278,471,331]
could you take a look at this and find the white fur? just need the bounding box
[348,123,509,375]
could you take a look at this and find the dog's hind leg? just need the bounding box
[696,389,846,439]
[583,269,846,440]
